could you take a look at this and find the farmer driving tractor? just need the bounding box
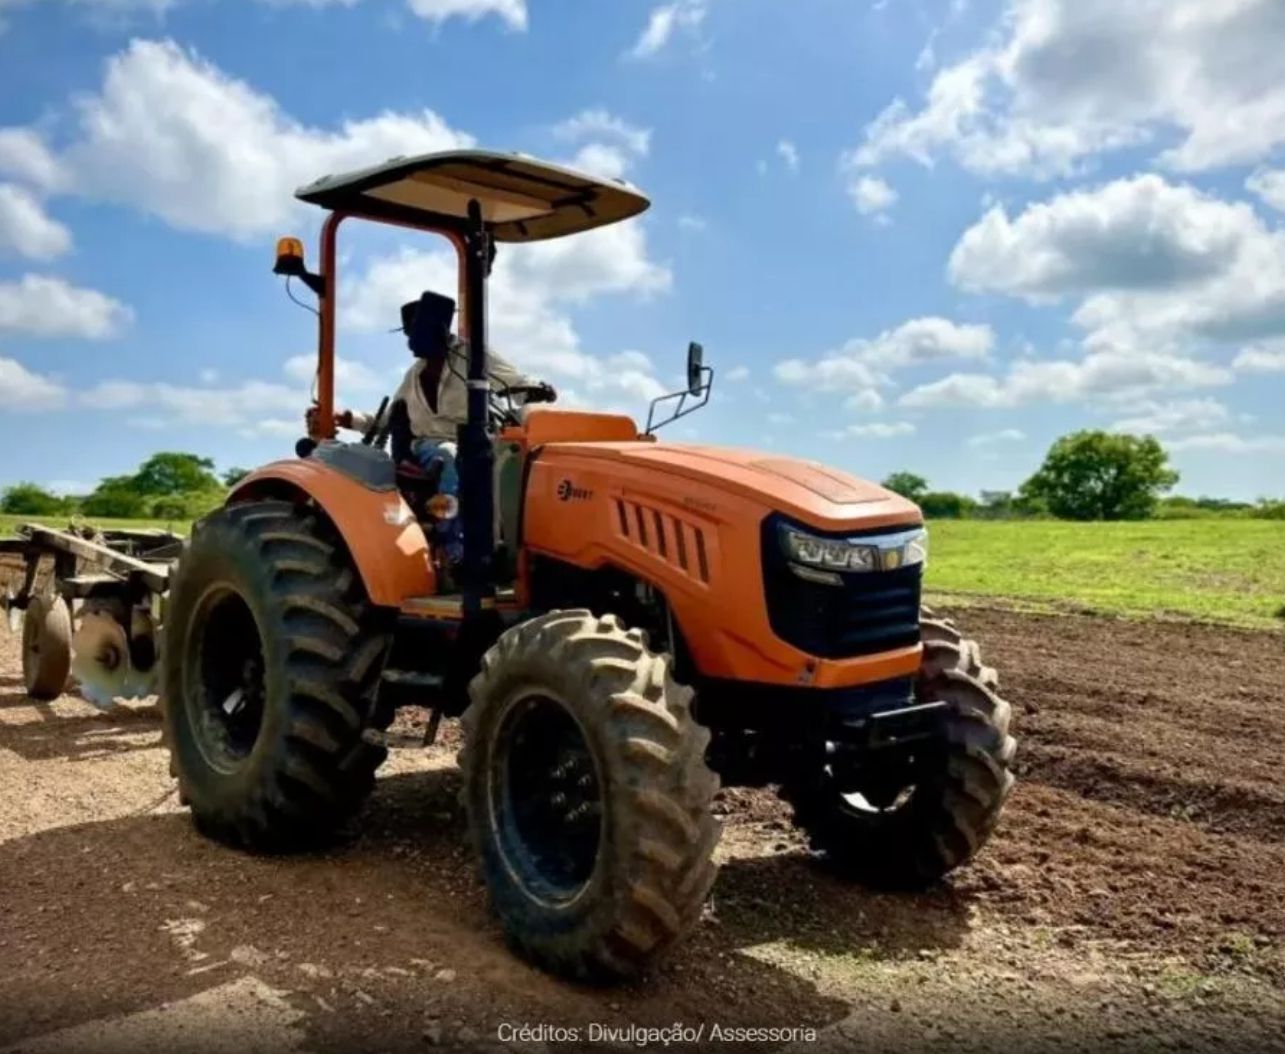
[310,288,556,571]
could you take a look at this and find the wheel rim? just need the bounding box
[185,585,266,773]
[490,693,604,906]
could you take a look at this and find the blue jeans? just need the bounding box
[411,438,462,567]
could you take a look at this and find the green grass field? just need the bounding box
[927,519,1285,627]
[4,513,1282,628]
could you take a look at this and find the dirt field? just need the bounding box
[2,605,1283,1053]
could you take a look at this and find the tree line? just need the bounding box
[0,453,249,520]
[1,431,1282,523]
[886,430,1284,521]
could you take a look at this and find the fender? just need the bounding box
[229,459,434,606]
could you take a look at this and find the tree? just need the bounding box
[1019,430,1178,520]
[81,475,148,518]
[222,467,250,487]
[881,471,929,503]
[131,452,219,496]
[0,482,66,516]
[918,490,977,519]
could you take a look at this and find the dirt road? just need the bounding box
[1,606,1283,1053]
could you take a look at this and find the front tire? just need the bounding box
[460,610,720,981]
[781,620,1016,889]
[161,501,393,850]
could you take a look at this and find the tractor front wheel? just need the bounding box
[161,501,393,850]
[780,621,1016,889]
[460,610,720,981]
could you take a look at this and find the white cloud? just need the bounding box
[777,140,799,173]
[724,364,749,381]
[0,275,132,339]
[404,0,526,29]
[552,109,650,182]
[847,175,897,218]
[1110,398,1229,435]
[283,353,383,391]
[1167,433,1285,454]
[628,0,706,59]
[967,428,1025,447]
[845,421,915,438]
[0,355,67,410]
[554,109,650,158]
[1233,343,1285,373]
[950,175,1285,352]
[1247,168,1285,213]
[853,0,1285,178]
[776,317,992,396]
[36,39,472,240]
[0,184,71,259]
[80,376,303,428]
[344,215,672,411]
[900,350,1232,409]
[0,127,67,191]
[677,214,707,233]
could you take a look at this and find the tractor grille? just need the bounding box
[761,516,921,659]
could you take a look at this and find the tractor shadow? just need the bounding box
[0,764,972,1050]
[0,691,161,761]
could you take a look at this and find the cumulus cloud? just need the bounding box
[847,175,897,218]
[79,376,304,431]
[628,0,706,58]
[0,184,71,259]
[852,0,1285,178]
[0,355,67,410]
[552,109,650,181]
[0,275,132,338]
[967,428,1025,447]
[844,421,915,438]
[404,0,526,29]
[1247,168,1285,213]
[1233,343,1285,373]
[343,214,672,410]
[777,140,799,173]
[1166,433,1285,454]
[1110,398,1229,435]
[26,39,471,240]
[776,317,992,399]
[0,128,67,191]
[899,350,1231,409]
[950,175,1285,355]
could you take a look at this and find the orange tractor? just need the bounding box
[161,151,1017,981]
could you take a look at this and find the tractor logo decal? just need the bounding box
[557,478,593,502]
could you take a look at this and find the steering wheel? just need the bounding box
[489,383,556,429]
[361,396,390,447]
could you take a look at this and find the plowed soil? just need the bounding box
[1,604,1283,1053]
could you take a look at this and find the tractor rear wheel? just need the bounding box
[780,627,1016,889]
[161,501,393,850]
[23,593,71,701]
[460,610,719,981]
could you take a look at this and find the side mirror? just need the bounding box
[687,341,704,394]
[273,236,307,277]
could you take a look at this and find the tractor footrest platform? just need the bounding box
[839,700,948,751]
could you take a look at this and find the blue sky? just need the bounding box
[1,0,1283,500]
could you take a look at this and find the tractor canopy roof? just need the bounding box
[295,149,650,243]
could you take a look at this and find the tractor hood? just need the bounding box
[554,442,921,532]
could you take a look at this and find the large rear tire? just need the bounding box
[460,610,719,981]
[161,501,393,850]
[781,624,1016,889]
[23,593,71,701]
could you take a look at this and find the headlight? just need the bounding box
[780,524,927,576]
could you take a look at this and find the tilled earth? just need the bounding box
[1,605,1283,1053]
